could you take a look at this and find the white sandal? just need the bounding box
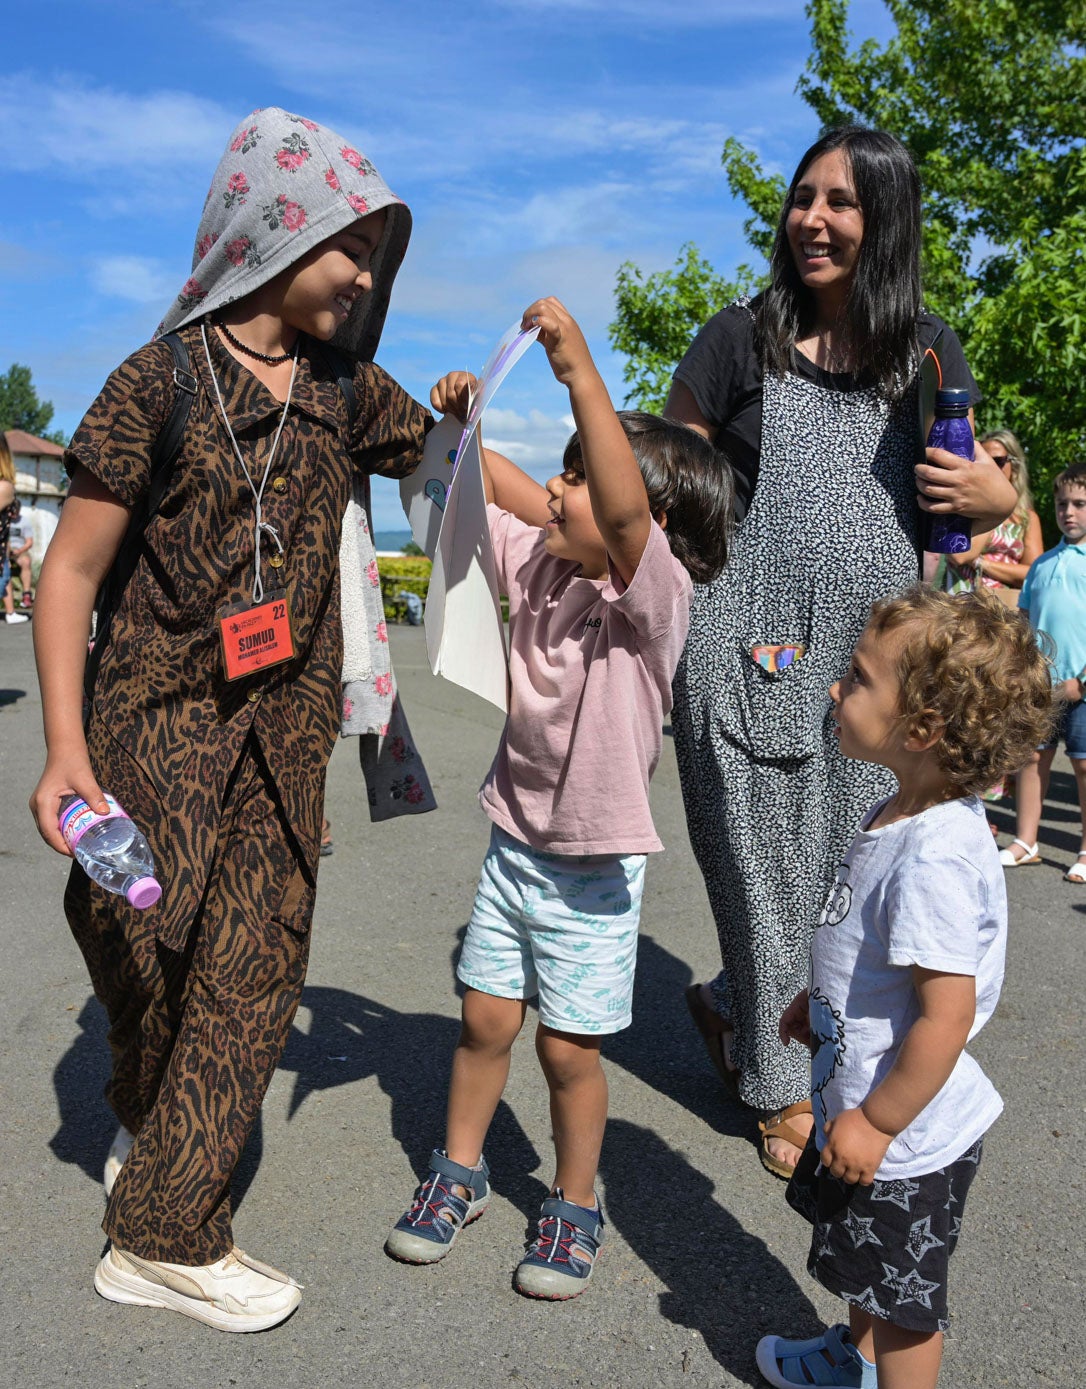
[1064,853,1086,883]
[998,838,1041,866]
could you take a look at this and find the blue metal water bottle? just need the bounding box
[925,388,974,554]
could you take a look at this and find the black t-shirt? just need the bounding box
[674,298,981,519]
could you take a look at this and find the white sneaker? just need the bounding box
[104,1126,136,1196]
[94,1246,302,1332]
[4,611,29,624]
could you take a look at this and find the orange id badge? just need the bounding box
[218,591,295,681]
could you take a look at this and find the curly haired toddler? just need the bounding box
[758,584,1053,1389]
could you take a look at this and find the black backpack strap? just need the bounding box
[84,332,197,704]
[313,338,368,515]
[148,334,197,511]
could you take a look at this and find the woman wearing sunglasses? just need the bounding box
[935,428,1043,604]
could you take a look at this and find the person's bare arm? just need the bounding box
[428,371,550,525]
[29,469,130,854]
[525,296,649,587]
[779,989,813,1050]
[819,968,976,1185]
[663,378,716,441]
[480,447,550,527]
[946,527,994,571]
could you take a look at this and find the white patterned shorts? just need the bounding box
[457,826,647,1035]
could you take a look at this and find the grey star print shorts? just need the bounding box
[785,1135,984,1333]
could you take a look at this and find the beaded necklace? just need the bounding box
[214,317,296,367]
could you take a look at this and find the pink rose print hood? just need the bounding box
[158,105,410,361]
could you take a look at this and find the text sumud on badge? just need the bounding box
[239,626,275,654]
[219,593,294,681]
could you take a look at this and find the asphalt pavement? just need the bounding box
[1,618,1082,1388]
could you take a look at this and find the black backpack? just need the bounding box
[84,332,357,701]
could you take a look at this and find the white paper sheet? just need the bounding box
[425,428,509,711]
[400,414,462,558]
[399,319,540,712]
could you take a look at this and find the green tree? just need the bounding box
[610,245,761,413]
[609,0,1086,535]
[0,363,67,445]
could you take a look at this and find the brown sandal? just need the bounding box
[684,984,741,1099]
[758,1099,814,1180]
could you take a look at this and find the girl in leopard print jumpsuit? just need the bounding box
[29,106,430,1331]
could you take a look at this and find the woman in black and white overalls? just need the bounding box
[665,126,1016,1178]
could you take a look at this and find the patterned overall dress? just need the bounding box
[672,365,921,1110]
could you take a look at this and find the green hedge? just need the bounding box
[376,552,509,624]
[377,554,431,622]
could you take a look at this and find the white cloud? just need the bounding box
[90,256,177,304]
[483,406,577,476]
[0,75,230,179]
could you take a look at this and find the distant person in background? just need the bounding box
[935,429,1042,604]
[7,498,35,607]
[1000,462,1086,880]
[935,430,1043,830]
[0,436,29,625]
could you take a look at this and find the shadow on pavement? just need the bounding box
[49,997,113,1182]
[605,933,756,1144]
[601,1117,822,1386]
[281,985,550,1221]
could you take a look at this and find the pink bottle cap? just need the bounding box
[126,877,162,910]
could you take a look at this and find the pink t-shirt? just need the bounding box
[480,505,693,855]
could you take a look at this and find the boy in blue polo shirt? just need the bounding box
[1000,461,1086,879]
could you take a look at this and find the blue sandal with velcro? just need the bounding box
[514,1189,605,1300]
[756,1323,878,1388]
[384,1149,490,1264]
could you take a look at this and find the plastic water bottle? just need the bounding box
[925,388,975,554]
[58,794,162,909]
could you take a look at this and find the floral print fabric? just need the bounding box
[937,515,1026,596]
[158,106,411,364]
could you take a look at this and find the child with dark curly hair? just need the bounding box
[757,585,1054,1389]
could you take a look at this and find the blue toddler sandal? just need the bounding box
[514,1189,604,1300]
[384,1150,490,1264]
[756,1323,877,1388]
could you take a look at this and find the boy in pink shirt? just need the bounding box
[385,296,734,1298]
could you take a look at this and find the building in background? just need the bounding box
[3,430,66,564]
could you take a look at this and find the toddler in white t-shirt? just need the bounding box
[758,585,1052,1389]
[383,297,733,1300]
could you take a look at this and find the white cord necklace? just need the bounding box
[201,321,298,603]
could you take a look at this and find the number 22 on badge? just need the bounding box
[218,591,295,681]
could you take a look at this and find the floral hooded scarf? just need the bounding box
[158,105,410,361]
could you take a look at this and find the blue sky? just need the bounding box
[1,0,893,530]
